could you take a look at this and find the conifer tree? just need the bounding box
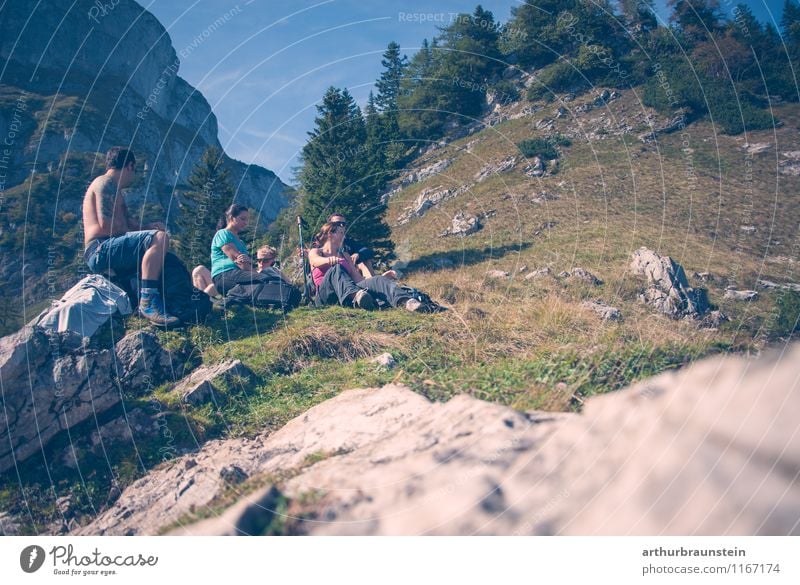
[298,87,393,258]
[174,145,234,269]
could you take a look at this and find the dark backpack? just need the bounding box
[397,285,447,313]
[225,273,301,312]
[161,253,212,324]
[109,253,212,326]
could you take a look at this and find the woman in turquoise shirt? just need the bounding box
[211,204,274,295]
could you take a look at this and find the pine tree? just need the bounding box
[174,145,234,269]
[375,42,407,168]
[782,0,800,44]
[298,87,393,258]
[619,0,658,33]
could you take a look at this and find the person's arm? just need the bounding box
[337,247,365,283]
[221,243,254,271]
[308,247,335,269]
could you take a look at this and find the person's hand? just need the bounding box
[350,253,360,265]
[235,254,253,270]
[382,270,397,280]
[297,247,308,258]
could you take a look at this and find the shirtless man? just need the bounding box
[82,147,177,325]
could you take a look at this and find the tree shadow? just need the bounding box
[400,242,533,275]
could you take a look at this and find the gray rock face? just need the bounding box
[0,327,175,473]
[474,156,518,183]
[779,151,800,175]
[79,343,800,536]
[396,183,472,225]
[0,0,288,223]
[630,248,710,319]
[173,359,253,405]
[525,267,552,280]
[368,353,397,369]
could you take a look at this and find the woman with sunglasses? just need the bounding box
[325,213,377,278]
[308,222,423,311]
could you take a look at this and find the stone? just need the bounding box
[0,512,21,536]
[757,279,800,292]
[220,465,248,486]
[114,330,175,395]
[525,267,552,280]
[561,268,602,286]
[524,157,545,177]
[90,409,157,452]
[396,186,454,225]
[0,327,113,473]
[173,360,253,406]
[474,156,518,183]
[555,107,568,119]
[582,300,623,322]
[724,289,759,302]
[486,270,510,280]
[638,113,686,143]
[369,353,397,369]
[530,190,558,204]
[441,212,481,237]
[630,248,710,319]
[743,142,772,155]
[692,272,716,283]
[89,343,800,537]
[699,310,729,329]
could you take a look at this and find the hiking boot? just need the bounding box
[138,293,179,326]
[354,289,376,310]
[405,298,423,312]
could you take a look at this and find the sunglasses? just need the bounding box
[257,257,275,263]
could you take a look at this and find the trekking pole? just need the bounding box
[296,215,312,305]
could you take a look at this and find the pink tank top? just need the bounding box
[312,257,346,287]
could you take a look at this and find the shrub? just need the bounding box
[517,134,570,160]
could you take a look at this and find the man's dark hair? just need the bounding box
[105,147,136,170]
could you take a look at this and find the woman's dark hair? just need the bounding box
[218,204,249,229]
[313,222,344,247]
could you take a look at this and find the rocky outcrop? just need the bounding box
[440,212,481,237]
[724,289,759,302]
[75,343,800,536]
[630,248,710,319]
[0,327,175,473]
[559,267,603,286]
[779,151,800,175]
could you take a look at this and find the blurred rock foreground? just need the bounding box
[71,341,799,536]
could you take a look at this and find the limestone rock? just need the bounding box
[441,212,481,237]
[630,248,710,319]
[0,327,174,473]
[396,186,458,225]
[142,344,800,536]
[368,353,397,369]
[115,330,175,395]
[582,300,622,322]
[724,289,759,302]
[757,279,800,292]
[743,142,772,155]
[474,156,518,183]
[486,270,510,280]
[525,267,552,280]
[174,359,253,405]
[560,268,602,285]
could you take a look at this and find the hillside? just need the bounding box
[2,80,799,535]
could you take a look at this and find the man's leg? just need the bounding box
[137,231,178,325]
[141,230,168,281]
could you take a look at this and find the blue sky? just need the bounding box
[145,0,791,184]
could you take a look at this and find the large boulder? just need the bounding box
[0,327,175,473]
[75,343,800,536]
[630,247,710,319]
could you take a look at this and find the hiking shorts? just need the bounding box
[85,230,158,276]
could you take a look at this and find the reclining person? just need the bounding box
[308,222,423,311]
[82,147,177,325]
[323,213,379,279]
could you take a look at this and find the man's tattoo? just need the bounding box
[98,177,118,221]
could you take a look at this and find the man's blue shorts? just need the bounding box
[85,230,158,275]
